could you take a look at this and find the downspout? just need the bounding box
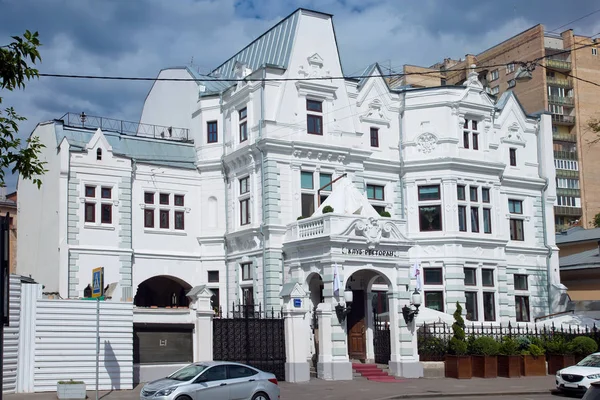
[129,159,137,302]
[535,114,553,316]
[258,67,267,308]
[399,97,405,219]
[220,91,230,307]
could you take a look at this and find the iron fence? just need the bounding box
[417,322,600,361]
[58,112,191,143]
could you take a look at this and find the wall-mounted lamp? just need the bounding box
[335,290,353,322]
[402,289,422,325]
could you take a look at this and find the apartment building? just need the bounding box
[400,25,600,231]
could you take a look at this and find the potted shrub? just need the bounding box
[471,336,500,378]
[418,335,447,361]
[521,343,547,376]
[498,336,521,378]
[570,336,599,364]
[57,380,86,400]
[379,211,391,217]
[445,302,472,379]
[322,205,334,214]
[546,336,575,375]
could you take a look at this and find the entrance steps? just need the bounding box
[352,363,404,382]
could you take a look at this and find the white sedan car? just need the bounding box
[556,353,600,394]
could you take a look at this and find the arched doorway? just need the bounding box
[344,269,392,362]
[134,275,192,308]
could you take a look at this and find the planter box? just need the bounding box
[521,355,546,376]
[471,355,498,378]
[547,354,576,375]
[57,382,87,400]
[497,355,521,378]
[445,355,472,379]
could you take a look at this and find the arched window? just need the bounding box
[96,148,102,161]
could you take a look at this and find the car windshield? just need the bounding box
[168,364,207,381]
[577,355,600,368]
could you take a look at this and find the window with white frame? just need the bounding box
[423,266,444,312]
[490,69,499,81]
[418,185,442,232]
[239,176,250,226]
[514,274,530,322]
[556,178,580,189]
[464,267,496,322]
[457,185,491,234]
[239,107,248,142]
[506,63,515,74]
[240,262,254,306]
[143,191,185,230]
[508,199,524,241]
[463,119,480,150]
[301,171,315,218]
[367,183,386,214]
[319,173,332,204]
[554,159,579,171]
[306,99,323,135]
[490,86,499,95]
[84,184,113,225]
[557,195,579,207]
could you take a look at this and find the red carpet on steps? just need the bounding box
[352,363,404,382]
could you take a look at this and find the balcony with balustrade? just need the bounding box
[546,76,573,88]
[546,59,571,71]
[552,114,576,126]
[548,95,574,106]
[554,150,578,160]
[552,131,577,142]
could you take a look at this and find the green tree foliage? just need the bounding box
[448,302,468,355]
[0,30,46,188]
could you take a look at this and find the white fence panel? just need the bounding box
[33,299,134,392]
[2,275,22,394]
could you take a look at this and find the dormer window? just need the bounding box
[96,148,102,161]
[463,119,480,150]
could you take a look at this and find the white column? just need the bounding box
[283,304,310,382]
[195,309,214,362]
[316,302,333,379]
[365,291,374,362]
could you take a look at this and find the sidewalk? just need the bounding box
[5,376,556,400]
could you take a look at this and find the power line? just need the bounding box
[548,8,600,33]
[537,63,600,88]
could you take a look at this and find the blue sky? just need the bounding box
[1,0,599,190]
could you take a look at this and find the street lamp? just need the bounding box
[402,289,422,325]
[79,112,87,126]
[335,290,354,322]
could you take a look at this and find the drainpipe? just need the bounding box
[398,100,405,219]
[258,67,268,309]
[220,91,230,307]
[535,114,554,316]
[130,158,137,302]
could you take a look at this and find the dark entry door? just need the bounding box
[347,290,366,359]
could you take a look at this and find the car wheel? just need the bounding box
[252,392,270,400]
[176,396,192,400]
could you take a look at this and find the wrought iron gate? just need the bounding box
[213,304,286,380]
[373,312,391,364]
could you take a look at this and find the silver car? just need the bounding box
[140,361,280,400]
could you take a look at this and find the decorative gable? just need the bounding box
[501,121,527,146]
[86,128,112,153]
[298,53,330,79]
[359,99,391,127]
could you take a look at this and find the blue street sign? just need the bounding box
[92,267,104,298]
[293,298,302,308]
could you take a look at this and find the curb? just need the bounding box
[374,389,552,399]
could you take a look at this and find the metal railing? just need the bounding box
[554,206,582,216]
[552,114,576,125]
[547,59,572,70]
[58,112,192,143]
[546,76,573,87]
[554,150,578,160]
[552,132,577,142]
[548,95,574,106]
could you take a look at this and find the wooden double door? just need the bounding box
[347,290,366,360]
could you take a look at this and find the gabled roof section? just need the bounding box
[186,67,232,97]
[356,63,384,90]
[557,226,600,245]
[495,90,533,118]
[560,248,600,269]
[210,8,302,79]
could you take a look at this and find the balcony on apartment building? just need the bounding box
[548,95,575,106]
[546,76,574,88]
[557,188,580,198]
[554,150,578,160]
[552,114,576,126]
[556,169,579,178]
[554,206,582,217]
[552,131,577,142]
[546,58,572,71]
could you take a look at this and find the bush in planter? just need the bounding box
[297,216,306,220]
[570,336,598,359]
[498,336,521,378]
[418,336,447,361]
[322,205,334,214]
[471,337,501,378]
[57,380,86,400]
[546,336,576,374]
[445,302,472,379]
[379,210,391,217]
[521,343,547,376]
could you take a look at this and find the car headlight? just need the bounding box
[154,387,177,397]
[588,374,600,380]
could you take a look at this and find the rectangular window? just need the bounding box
[458,205,467,232]
[319,173,333,191]
[506,63,515,74]
[469,186,478,202]
[241,263,253,281]
[424,268,443,285]
[174,211,185,230]
[160,193,169,205]
[301,193,314,218]
[424,291,444,312]
[240,177,249,194]
[482,188,490,203]
[144,209,154,228]
[370,127,379,147]
[211,288,220,312]
[419,205,442,231]
[85,203,95,223]
[242,287,254,306]
[457,185,466,201]
[470,207,479,233]
[101,204,112,224]
[514,274,528,290]
[465,292,478,321]
[483,208,492,234]
[101,187,112,199]
[593,48,598,56]
[239,107,248,142]
[482,269,494,287]
[509,148,517,166]
[463,131,470,149]
[301,171,313,189]
[367,184,385,201]
[307,99,323,135]
[472,133,479,150]
[85,186,95,198]
[306,100,322,112]
[464,268,476,286]
[490,69,499,81]
[510,219,524,241]
[160,210,169,229]
[508,199,523,214]
[240,198,250,225]
[483,292,496,321]
[418,185,440,201]
[174,195,185,207]
[207,121,218,143]
[144,192,154,204]
[490,86,499,95]
[515,296,530,322]
[208,271,219,283]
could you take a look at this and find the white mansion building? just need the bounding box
[18,8,565,380]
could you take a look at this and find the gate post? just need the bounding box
[388,291,423,378]
[280,282,310,382]
[187,285,215,362]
